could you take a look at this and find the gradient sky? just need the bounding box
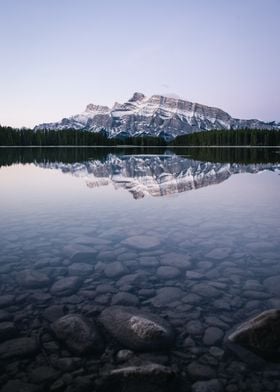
[0,0,279,128]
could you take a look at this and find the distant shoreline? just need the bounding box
[0,145,279,149]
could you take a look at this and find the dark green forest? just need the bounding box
[0,125,279,146]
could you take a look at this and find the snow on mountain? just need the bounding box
[35,93,279,139]
[36,154,280,199]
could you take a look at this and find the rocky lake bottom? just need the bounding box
[0,147,279,392]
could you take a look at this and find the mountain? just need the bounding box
[36,154,280,199]
[35,93,279,140]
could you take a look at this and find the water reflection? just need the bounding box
[1,147,278,199]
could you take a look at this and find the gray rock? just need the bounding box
[43,305,65,322]
[192,283,221,298]
[30,366,59,384]
[104,261,127,278]
[52,314,103,355]
[263,276,280,296]
[68,262,93,276]
[182,293,202,305]
[186,271,203,280]
[122,235,161,250]
[228,308,280,360]
[151,287,185,307]
[111,292,139,306]
[186,320,204,336]
[16,269,50,288]
[0,337,38,359]
[156,266,180,279]
[116,349,134,363]
[187,362,216,380]
[203,327,224,346]
[192,379,223,392]
[50,276,81,296]
[99,363,176,392]
[0,295,15,308]
[99,306,174,351]
[206,248,231,260]
[0,380,39,392]
[160,252,191,269]
[0,321,17,341]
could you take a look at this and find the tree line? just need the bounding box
[0,125,279,146]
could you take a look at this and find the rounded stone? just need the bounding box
[52,314,104,355]
[203,327,224,346]
[111,292,139,306]
[122,235,161,250]
[50,276,81,296]
[104,261,127,278]
[99,306,175,351]
[68,262,93,276]
[156,266,180,279]
[16,269,50,288]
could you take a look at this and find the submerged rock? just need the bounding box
[50,276,81,296]
[228,309,280,361]
[52,314,104,355]
[99,306,174,351]
[122,235,161,250]
[98,364,177,392]
[0,337,38,359]
[16,269,50,288]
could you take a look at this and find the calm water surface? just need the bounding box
[0,147,279,391]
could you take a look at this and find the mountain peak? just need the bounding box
[128,92,146,102]
[85,103,110,113]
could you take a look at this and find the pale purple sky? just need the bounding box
[0,0,279,128]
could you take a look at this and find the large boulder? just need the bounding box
[228,309,280,361]
[99,306,174,351]
[52,314,104,355]
[97,364,177,392]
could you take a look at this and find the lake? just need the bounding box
[0,147,279,392]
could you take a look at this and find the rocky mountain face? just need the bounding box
[36,154,280,199]
[35,93,279,140]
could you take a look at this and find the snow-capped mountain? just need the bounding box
[35,93,279,140]
[36,154,280,199]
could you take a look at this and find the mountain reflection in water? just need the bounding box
[1,147,279,199]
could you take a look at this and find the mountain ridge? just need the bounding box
[35,93,279,140]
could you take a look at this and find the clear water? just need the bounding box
[0,147,280,391]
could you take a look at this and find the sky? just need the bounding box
[0,0,279,128]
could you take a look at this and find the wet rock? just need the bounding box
[186,320,204,336]
[43,305,65,322]
[203,327,224,346]
[0,310,12,322]
[104,261,127,278]
[186,271,203,280]
[0,337,38,359]
[192,379,223,392]
[116,349,134,363]
[30,366,60,384]
[160,252,191,269]
[187,362,216,380]
[111,292,139,306]
[68,262,93,276]
[191,283,221,298]
[122,235,161,250]
[139,256,159,267]
[53,357,82,372]
[0,295,15,308]
[0,380,40,392]
[263,276,280,296]
[227,309,280,361]
[16,269,50,288]
[0,321,17,341]
[182,293,202,305]
[151,287,185,307]
[206,248,231,260]
[50,276,81,296]
[52,314,104,355]
[99,306,174,351]
[98,364,177,392]
[156,266,180,279]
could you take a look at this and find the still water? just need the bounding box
[0,147,279,392]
